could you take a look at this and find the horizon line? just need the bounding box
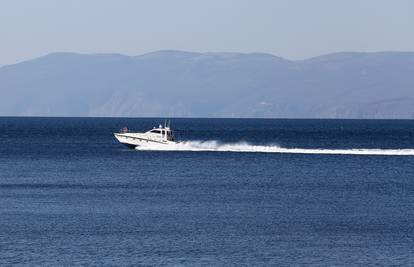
[0,115,413,121]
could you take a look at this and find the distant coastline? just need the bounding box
[1,50,413,119]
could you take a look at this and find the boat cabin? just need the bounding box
[147,125,175,141]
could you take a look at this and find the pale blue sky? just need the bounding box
[1,0,413,65]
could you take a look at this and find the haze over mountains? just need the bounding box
[0,50,413,118]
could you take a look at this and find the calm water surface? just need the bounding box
[1,118,414,266]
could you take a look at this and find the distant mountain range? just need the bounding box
[1,50,414,118]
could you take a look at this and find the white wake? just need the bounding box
[134,140,414,156]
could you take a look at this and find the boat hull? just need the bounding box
[114,133,177,149]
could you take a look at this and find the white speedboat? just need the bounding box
[114,122,178,149]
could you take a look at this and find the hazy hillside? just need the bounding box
[1,50,414,118]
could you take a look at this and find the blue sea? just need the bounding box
[1,117,414,266]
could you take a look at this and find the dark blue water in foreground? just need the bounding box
[1,117,414,266]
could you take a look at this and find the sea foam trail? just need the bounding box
[135,141,414,156]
